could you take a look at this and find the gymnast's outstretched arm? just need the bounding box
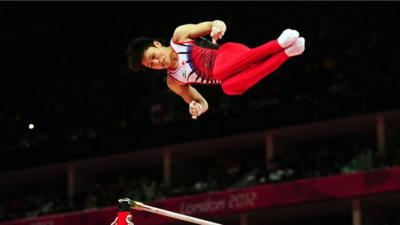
[167,75,208,119]
[172,20,226,43]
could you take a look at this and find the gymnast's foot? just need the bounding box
[284,37,305,57]
[277,29,299,48]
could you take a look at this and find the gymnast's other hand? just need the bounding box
[189,101,203,119]
[211,20,226,44]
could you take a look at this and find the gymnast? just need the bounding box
[127,20,305,119]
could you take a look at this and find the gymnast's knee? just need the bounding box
[221,83,246,95]
[213,69,226,81]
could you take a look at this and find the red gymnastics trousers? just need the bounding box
[213,40,288,95]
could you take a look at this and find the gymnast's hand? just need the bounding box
[210,20,226,44]
[189,101,203,119]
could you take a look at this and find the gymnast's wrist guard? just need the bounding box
[111,198,134,225]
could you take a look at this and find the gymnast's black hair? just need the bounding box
[126,37,167,72]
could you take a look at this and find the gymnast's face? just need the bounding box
[141,41,171,70]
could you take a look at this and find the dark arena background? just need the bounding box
[1,2,400,225]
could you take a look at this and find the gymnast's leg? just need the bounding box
[213,29,300,81]
[221,37,305,95]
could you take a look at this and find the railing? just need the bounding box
[2,166,400,225]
